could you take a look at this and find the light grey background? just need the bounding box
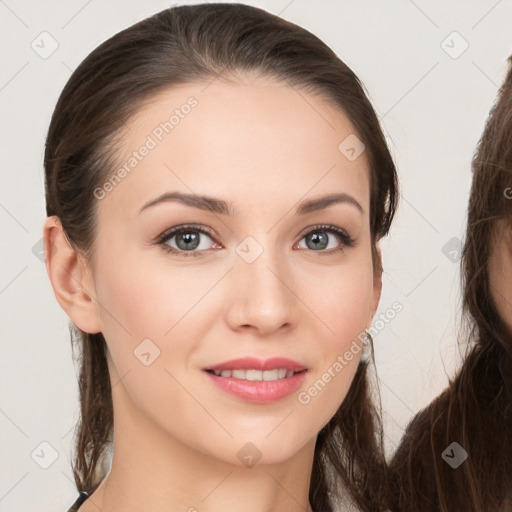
[1,0,511,510]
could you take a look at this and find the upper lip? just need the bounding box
[204,357,308,372]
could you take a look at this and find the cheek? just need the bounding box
[303,258,374,347]
[292,256,373,416]
[92,246,222,372]
[91,251,207,418]
[90,245,177,373]
[93,245,187,335]
[489,241,512,332]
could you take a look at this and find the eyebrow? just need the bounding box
[137,191,363,216]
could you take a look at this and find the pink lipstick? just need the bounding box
[203,357,309,404]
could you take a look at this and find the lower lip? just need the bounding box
[203,370,308,403]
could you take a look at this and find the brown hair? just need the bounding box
[386,61,512,511]
[44,4,398,511]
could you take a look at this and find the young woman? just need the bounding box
[386,61,512,512]
[42,3,398,512]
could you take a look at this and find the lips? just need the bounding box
[203,356,308,373]
[203,363,309,403]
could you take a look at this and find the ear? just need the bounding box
[42,216,102,334]
[368,243,382,328]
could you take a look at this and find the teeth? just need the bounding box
[211,368,298,381]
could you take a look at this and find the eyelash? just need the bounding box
[155,223,355,258]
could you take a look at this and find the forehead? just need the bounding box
[101,77,371,218]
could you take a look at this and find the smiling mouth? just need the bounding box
[204,368,307,381]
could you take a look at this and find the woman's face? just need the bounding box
[79,76,380,466]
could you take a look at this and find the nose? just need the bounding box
[225,242,299,336]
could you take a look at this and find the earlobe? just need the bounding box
[42,216,102,334]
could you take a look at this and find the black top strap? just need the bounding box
[66,491,89,512]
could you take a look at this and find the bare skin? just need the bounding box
[44,75,382,512]
[489,220,512,335]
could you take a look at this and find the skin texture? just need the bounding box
[44,76,382,512]
[489,220,512,335]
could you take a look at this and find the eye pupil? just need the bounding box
[306,231,328,250]
[177,231,200,250]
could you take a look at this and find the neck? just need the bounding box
[87,369,316,512]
